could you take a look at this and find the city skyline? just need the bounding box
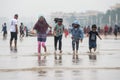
[0,0,120,18]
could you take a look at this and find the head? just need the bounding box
[72,20,80,28]
[21,22,23,25]
[73,24,79,28]
[14,14,18,20]
[92,24,97,32]
[57,18,63,25]
[4,23,6,25]
[38,16,46,23]
[54,18,59,23]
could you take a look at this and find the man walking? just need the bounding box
[10,14,18,52]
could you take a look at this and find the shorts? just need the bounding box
[10,32,17,41]
[89,40,97,49]
[20,30,24,35]
[4,31,7,34]
[37,37,46,42]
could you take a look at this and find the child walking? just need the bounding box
[71,20,83,60]
[88,24,102,53]
[32,16,51,61]
[53,18,64,60]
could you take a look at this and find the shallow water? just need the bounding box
[0,34,120,80]
[0,69,120,80]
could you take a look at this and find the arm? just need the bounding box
[53,26,57,36]
[79,29,84,42]
[48,26,52,29]
[98,34,102,40]
[31,23,37,34]
[15,24,18,34]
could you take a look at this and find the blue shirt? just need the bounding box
[71,27,84,41]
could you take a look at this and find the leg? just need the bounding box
[54,36,58,60]
[3,31,5,38]
[89,41,92,53]
[59,35,62,60]
[10,39,13,50]
[76,40,79,53]
[93,42,97,52]
[76,41,79,59]
[42,42,47,59]
[72,40,75,59]
[38,41,41,53]
[54,36,58,51]
[94,48,96,52]
[10,32,13,51]
[14,40,17,49]
[42,42,46,52]
[59,35,62,52]
[38,41,41,60]
[89,48,92,53]
[14,33,18,51]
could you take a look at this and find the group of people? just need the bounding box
[103,24,120,38]
[6,14,102,61]
[9,14,28,51]
[1,19,28,40]
[19,22,29,39]
[31,16,102,61]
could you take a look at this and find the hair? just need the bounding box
[21,22,23,25]
[92,24,97,29]
[54,18,59,23]
[58,18,63,22]
[54,18,63,23]
[14,14,18,17]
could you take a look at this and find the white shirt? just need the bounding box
[10,19,18,32]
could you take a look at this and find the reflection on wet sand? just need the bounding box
[1,35,120,80]
[54,70,64,77]
[38,70,47,77]
[89,54,97,60]
[54,60,62,66]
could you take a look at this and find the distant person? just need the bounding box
[32,16,52,61]
[10,14,18,52]
[83,26,87,34]
[64,28,69,38]
[98,27,101,34]
[104,24,109,37]
[68,25,73,33]
[114,24,118,39]
[2,23,7,39]
[88,24,102,53]
[24,26,28,37]
[108,26,113,35]
[19,22,25,38]
[118,26,120,33]
[53,18,64,60]
[70,20,83,60]
[86,26,90,34]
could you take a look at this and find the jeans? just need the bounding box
[54,35,62,51]
[72,39,79,51]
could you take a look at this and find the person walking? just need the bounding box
[32,16,52,61]
[10,14,18,52]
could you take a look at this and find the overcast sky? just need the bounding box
[0,0,120,18]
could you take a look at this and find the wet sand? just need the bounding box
[0,33,120,80]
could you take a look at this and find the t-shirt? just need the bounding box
[20,25,24,32]
[10,19,18,32]
[71,28,83,41]
[89,31,98,41]
[54,24,64,37]
[2,25,7,32]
